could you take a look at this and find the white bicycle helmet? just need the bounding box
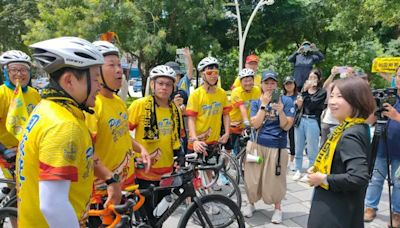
[0,50,31,67]
[149,65,176,82]
[197,56,219,72]
[238,68,255,80]
[92,40,120,56]
[30,36,104,74]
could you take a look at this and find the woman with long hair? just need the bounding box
[282,76,298,171]
[293,69,326,182]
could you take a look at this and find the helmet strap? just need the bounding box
[100,67,118,93]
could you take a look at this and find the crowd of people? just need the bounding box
[0,37,399,228]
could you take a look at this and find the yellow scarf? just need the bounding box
[313,117,365,190]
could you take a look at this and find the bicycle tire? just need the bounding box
[197,170,242,209]
[2,196,16,208]
[178,194,245,228]
[220,151,240,185]
[0,207,17,228]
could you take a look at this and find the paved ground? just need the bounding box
[164,161,392,227]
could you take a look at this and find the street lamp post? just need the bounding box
[233,0,275,70]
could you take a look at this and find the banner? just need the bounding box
[371,57,400,73]
[6,81,29,141]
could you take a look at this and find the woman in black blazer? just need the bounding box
[307,77,375,228]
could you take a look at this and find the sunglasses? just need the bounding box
[204,69,219,76]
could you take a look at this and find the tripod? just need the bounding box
[370,119,394,228]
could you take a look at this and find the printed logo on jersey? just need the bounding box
[108,112,129,142]
[159,118,172,135]
[18,114,40,185]
[201,101,222,116]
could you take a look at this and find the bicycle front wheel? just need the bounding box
[178,194,245,228]
[0,207,17,228]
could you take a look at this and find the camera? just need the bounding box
[372,88,398,120]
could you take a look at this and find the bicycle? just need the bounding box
[89,153,245,228]
[234,127,254,183]
[194,145,242,208]
[0,207,17,228]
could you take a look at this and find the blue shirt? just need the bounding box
[250,96,295,148]
[377,97,400,159]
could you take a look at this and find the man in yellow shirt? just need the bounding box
[186,56,231,155]
[227,68,261,155]
[17,37,121,228]
[0,50,41,179]
[231,54,262,89]
[87,41,150,227]
[128,65,184,225]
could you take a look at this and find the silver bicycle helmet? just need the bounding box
[197,56,219,72]
[149,65,176,82]
[92,40,120,56]
[30,36,104,74]
[238,68,255,80]
[0,50,31,67]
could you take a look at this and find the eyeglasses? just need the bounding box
[155,81,174,88]
[204,69,219,76]
[8,68,29,75]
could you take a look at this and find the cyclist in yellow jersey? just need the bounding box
[0,50,41,179]
[17,37,122,228]
[227,68,261,155]
[87,41,150,227]
[128,65,184,225]
[231,54,262,90]
[186,56,231,155]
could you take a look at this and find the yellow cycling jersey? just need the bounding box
[229,86,261,134]
[186,86,231,147]
[128,97,179,181]
[85,94,135,201]
[17,99,94,227]
[231,74,262,90]
[0,85,40,148]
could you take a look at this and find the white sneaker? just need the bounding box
[271,209,282,224]
[289,162,296,172]
[292,170,302,181]
[300,174,309,183]
[243,204,255,218]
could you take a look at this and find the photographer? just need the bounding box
[364,67,400,227]
[288,41,324,91]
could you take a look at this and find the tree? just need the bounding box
[0,0,39,52]
[23,0,232,93]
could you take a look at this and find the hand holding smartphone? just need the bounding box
[271,88,281,104]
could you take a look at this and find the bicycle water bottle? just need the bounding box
[153,195,172,217]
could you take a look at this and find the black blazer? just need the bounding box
[308,124,371,228]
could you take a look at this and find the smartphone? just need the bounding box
[337,66,348,74]
[271,88,280,104]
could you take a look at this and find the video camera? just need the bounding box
[372,87,398,120]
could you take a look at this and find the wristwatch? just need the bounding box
[260,105,266,111]
[105,173,120,185]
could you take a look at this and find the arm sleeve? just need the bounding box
[250,100,260,118]
[311,51,324,63]
[222,92,232,115]
[39,180,79,228]
[231,89,244,107]
[303,89,327,113]
[186,92,199,116]
[287,51,298,63]
[128,99,141,130]
[326,128,371,192]
[39,123,83,181]
[283,97,296,118]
